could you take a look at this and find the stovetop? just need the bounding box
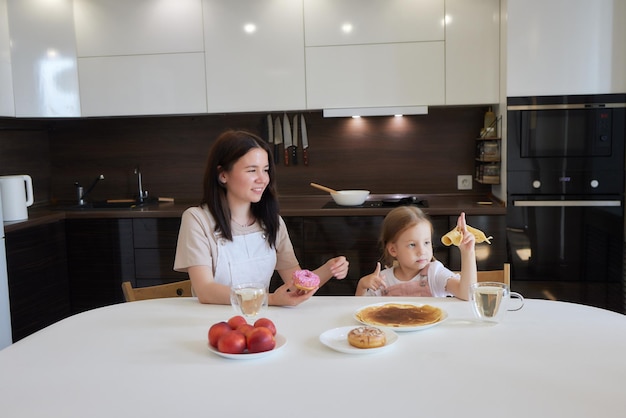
[322,196,428,209]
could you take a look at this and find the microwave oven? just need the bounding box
[507,94,626,173]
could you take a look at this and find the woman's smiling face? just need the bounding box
[221,147,270,205]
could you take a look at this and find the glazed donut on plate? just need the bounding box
[347,326,386,349]
[293,269,320,291]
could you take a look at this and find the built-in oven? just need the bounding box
[507,94,626,313]
[508,94,625,174]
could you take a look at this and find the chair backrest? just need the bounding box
[121,280,192,302]
[476,263,511,286]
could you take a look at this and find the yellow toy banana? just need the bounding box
[441,224,493,246]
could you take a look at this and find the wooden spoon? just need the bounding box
[310,182,338,194]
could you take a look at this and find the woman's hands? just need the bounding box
[355,262,386,295]
[273,255,349,306]
[325,256,349,280]
[269,279,317,306]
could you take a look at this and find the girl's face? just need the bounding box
[387,221,433,274]
[221,148,270,205]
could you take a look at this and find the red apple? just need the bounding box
[227,315,247,330]
[217,330,247,354]
[236,323,255,338]
[247,327,276,353]
[253,318,277,336]
[208,321,232,348]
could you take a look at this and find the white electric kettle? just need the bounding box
[0,175,34,221]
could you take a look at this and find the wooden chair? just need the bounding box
[476,263,511,286]
[121,280,192,302]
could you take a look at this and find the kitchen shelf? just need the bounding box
[475,137,501,185]
[475,176,500,185]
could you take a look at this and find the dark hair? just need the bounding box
[380,206,434,267]
[201,130,279,246]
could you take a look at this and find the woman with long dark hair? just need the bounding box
[175,130,349,305]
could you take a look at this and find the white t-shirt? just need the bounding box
[173,205,299,276]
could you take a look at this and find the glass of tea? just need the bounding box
[230,281,268,319]
[469,282,524,324]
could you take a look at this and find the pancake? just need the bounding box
[356,303,444,327]
[442,225,493,246]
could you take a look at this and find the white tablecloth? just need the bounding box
[0,296,625,418]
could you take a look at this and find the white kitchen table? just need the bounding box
[0,296,624,418]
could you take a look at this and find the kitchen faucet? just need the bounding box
[75,174,104,206]
[134,167,149,204]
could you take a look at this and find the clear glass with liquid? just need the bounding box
[470,282,524,324]
[230,283,268,318]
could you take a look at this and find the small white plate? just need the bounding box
[319,326,398,354]
[354,301,448,332]
[208,333,287,360]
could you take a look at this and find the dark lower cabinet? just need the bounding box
[132,218,188,287]
[65,218,186,313]
[6,221,70,342]
[6,214,505,339]
[66,219,134,313]
[62,213,508,313]
[6,214,504,340]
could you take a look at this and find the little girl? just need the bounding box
[355,206,477,300]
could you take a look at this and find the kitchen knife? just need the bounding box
[291,114,298,165]
[300,114,309,166]
[273,116,282,165]
[266,114,273,144]
[282,113,292,166]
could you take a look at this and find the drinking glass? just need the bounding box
[230,282,268,319]
[469,282,524,324]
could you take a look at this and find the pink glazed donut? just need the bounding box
[292,269,320,291]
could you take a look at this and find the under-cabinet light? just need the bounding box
[323,106,428,118]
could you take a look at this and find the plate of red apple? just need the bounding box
[207,315,286,360]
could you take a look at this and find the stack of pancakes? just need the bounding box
[356,303,444,327]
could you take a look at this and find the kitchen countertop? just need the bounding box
[3,194,505,233]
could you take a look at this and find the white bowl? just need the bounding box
[331,190,370,206]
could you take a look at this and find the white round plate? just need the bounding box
[319,326,398,354]
[208,333,287,359]
[354,301,448,332]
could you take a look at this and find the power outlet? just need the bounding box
[457,175,473,190]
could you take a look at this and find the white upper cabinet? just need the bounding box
[73,0,206,116]
[303,0,444,46]
[73,0,204,56]
[508,0,626,96]
[306,42,445,109]
[4,0,506,116]
[445,0,500,105]
[0,0,14,117]
[78,53,207,117]
[202,0,306,112]
[304,0,445,109]
[6,0,80,117]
